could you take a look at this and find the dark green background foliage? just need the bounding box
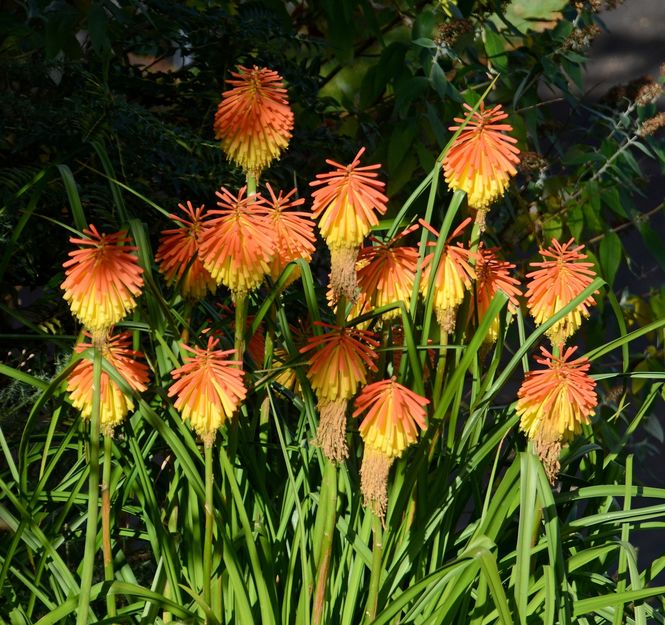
[2,0,664,397]
[2,0,664,271]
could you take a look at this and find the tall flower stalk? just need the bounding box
[169,337,246,610]
[76,349,102,625]
[101,435,116,618]
[61,227,145,625]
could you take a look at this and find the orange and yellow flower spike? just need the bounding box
[353,379,429,519]
[420,218,476,333]
[474,244,522,343]
[213,65,294,178]
[310,147,388,302]
[357,225,419,321]
[61,225,144,339]
[263,184,316,285]
[300,323,379,462]
[169,336,247,447]
[443,102,520,227]
[516,345,597,482]
[156,201,217,301]
[525,238,598,345]
[66,332,150,436]
[198,186,275,300]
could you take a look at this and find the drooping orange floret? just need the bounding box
[155,201,217,300]
[357,226,419,320]
[61,225,144,336]
[354,378,429,518]
[474,244,522,342]
[516,345,597,481]
[198,186,275,299]
[420,218,476,333]
[310,147,388,250]
[264,184,316,284]
[66,332,150,436]
[213,65,294,176]
[525,238,597,345]
[443,102,520,212]
[169,336,247,446]
[301,323,379,462]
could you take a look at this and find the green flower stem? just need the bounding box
[259,307,276,470]
[432,330,449,409]
[234,293,248,363]
[246,173,257,197]
[203,443,214,612]
[76,347,102,625]
[312,461,337,625]
[335,294,348,327]
[230,294,247,464]
[234,169,255,361]
[101,434,116,619]
[364,513,384,623]
[468,214,483,255]
[181,300,193,344]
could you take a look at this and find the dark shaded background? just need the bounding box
[585,0,665,576]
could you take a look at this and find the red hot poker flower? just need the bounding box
[310,148,389,303]
[300,323,379,463]
[264,184,316,284]
[516,345,597,482]
[357,226,419,320]
[198,186,275,299]
[420,218,476,333]
[156,201,216,301]
[443,102,520,214]
[61,225,144,337]
[169,337,247,447]
[354,378,429,519]
[213,65,294,177]
[66,332,149,436]
[474,244,522,343]
[525,238,597,345]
